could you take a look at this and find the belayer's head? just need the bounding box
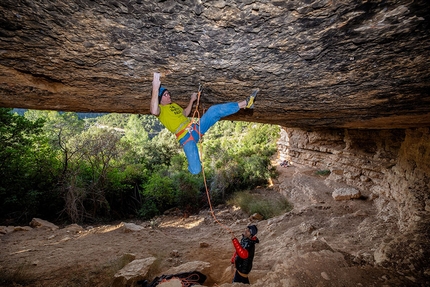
[247,225,258,237]
[158,86,168,103]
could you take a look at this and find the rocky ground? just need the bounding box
[0,164,426,287]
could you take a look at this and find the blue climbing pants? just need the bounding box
[179,102,240,174]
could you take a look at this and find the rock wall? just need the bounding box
[277,127,430,273]
[1,0,429,129]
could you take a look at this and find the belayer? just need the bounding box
[231,225,259,284]
[150,72,258,174]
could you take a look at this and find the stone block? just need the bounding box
[332,188,361,201]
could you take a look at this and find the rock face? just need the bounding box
[0,0,429,129]
[0,0,429,281]
[277,127,430,276]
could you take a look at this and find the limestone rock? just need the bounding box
[64,224,84,233]
[249,213,264,221]
[29,218,59,230]
[0,226,14,234]
[278,127,430,277]
[60,236,72,242]
[164,261,211,276]
[14,226,33,232]
[0,1,429,129]
[113,257,156,287]
[121,222,144,232]
[321,271,330,280]
[332,188,361,201]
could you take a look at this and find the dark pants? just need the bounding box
[232,270,250,284]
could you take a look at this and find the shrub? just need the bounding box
[316,169,331,176]
[139,172,176,219]
[228,191,292,219]
[172,171,202,213]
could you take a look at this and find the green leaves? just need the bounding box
[0,108,56,223]
[1,110,281,224]
[201,121,280,202]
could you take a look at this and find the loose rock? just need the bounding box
[332,188,361,201]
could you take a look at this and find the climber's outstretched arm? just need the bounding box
[151,72,161,116]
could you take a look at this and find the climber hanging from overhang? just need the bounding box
[150,72,259,175]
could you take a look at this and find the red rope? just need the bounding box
[191,86,236,285]
[191,86,234,236]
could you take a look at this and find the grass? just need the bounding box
[228,191,293,219]
[315,169,331,176]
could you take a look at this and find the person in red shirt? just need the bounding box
[231,225,259,284]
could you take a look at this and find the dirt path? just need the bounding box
[0,164,424,286]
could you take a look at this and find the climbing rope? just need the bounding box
[191,84,234,237]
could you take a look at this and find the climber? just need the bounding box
[150,72,259,174]
[231,225,260,284]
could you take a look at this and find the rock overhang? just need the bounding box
[0,0,429,129]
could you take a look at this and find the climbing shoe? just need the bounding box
[246,89,259,109]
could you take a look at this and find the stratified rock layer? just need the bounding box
[277,127,430,276]
[1,0,429,129]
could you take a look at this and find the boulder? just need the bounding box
[332,188,361,201]
[249,213,264,221]
[164,261,211,276]
[113,257,156,287]
[0,226,17,234]
[121,222,145,232]
[14,226,33,232]
[64,223,84,233]
[29,218,59,230]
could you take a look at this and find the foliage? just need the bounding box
[0,108,60,223]
[228,191,293,219]
[202,121,279,204]
[0,110,281,224]
[315,169,331,176]
[139,172,176,219]
[60,127,125,222]
[172,171,203,213]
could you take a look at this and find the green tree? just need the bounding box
[2,108,281,224]
[0,108,58,223]
[172,171,203,213]
[144,129,181,171]
[24,110,84,177]
[61,127,125,222]
[140,172,176,219]
[122,114,149,158]
[202,121,280,201]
